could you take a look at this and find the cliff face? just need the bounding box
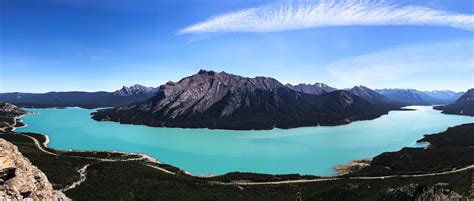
[0,139,55,200]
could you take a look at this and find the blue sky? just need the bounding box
[0,0,473,92]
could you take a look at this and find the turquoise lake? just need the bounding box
[18,106,473,176]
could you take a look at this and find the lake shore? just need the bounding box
[3,123,473,200]
[335,158,372,175]
[2,107,474,200]
[16,106,474,176]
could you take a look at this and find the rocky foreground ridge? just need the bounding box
[0,139,61,200]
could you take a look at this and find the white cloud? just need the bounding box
[178,0,474,34]
[324,39,474,90]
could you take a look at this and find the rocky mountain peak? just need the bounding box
[456,88,474,102]
[349,86,386,103]
[113,84,158,96]
[142,70,288,118]
[436,88,474,116]
[92,70,398,130]
[197,69,217,75]
[286,82,337,95]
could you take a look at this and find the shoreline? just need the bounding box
[12,111,166,170]
[335,158,372,175]
[11,113,30,132]
[26,106,397,131]
[13,106,467,178]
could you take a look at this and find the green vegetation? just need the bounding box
[418,124,474,147]
[66,161,473,200]
[0,133,93,189]
[353,123,474,177]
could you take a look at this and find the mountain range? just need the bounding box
[0,84,157,109]
[0,70,470,129]
[375,89,463,105]
[92,70,397,130]
[113,84,158,96]
[434,89,474,116]
[286,83,336,95]
[286,84,462,106]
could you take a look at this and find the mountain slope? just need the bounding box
[349,86,389,104]
[0,85,157,109]
[423,90,463,101]
[92,70,397,130]
[434,89,474,116]
[286,83,336,95]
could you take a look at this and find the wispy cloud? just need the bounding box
[324,39,474,91]
[178,0,474,34]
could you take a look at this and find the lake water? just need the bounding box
[17,106,473,176]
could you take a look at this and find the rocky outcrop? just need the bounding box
[0,139,57,200]
[93,70,397,130]
[0,103,25,115]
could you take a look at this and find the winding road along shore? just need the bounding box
[18,133,474,187]
[18,133,177,191]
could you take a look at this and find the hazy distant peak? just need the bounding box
[348,86,386,103]
[287,82,336,95]
[114,84,158,96]
[375,88,464,105]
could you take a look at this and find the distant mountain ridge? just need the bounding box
[92,70,398,130]
[375,88,463,105]
[286,83,336,95]
[434,89,474,116]
[286,84,461,106]
[0,84,158,109]
[349,86,391,104]
[113,84,158,96]
[423,90,464,101]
